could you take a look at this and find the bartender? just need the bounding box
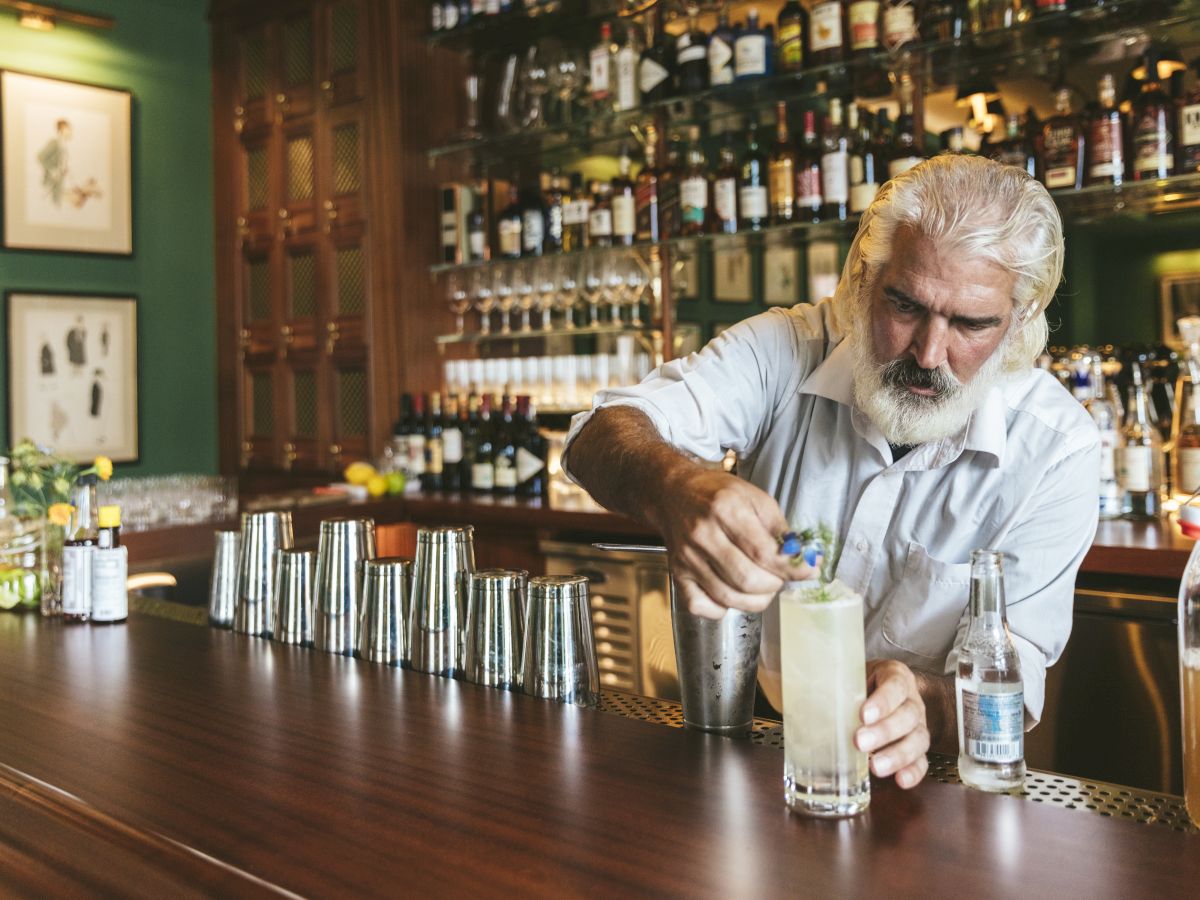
[563,156,1100,791]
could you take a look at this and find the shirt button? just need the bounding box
[855,540,867,552]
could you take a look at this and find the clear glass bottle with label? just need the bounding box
[62,473,99,624]
[91,505,127,625]
[1039,86,1084,191]
[888,75,924,177]
[613,23,639,112]
[589,22,613,106]
[1118,360,1165,519]
[956,549,1026,792]
[562,172,590,252]
[821,98,850,222]
[1082,357,1123,519]
[1173,317,1200,500]
[713,129,740,234]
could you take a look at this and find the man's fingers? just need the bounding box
[673,545,779,614]
[710,483,797,581]
[856,697,923,753]
[861,665,913,725]
[674,577,728,620]
[868,725,931,779]
[894,754,929,790]
[684,519,784,598]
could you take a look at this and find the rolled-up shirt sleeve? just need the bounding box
[561,307,825,481]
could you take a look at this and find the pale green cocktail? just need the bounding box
[780,578,870,817]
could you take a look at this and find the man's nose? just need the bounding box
[910,318,949,371]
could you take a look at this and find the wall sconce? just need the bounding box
[0,0,114,31]
[955,75,1001,130]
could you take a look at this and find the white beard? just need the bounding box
[849,325,1009,447]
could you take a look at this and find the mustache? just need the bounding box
[880,358,960,397]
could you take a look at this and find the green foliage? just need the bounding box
[793,523,842,602]
[6,440,80,516]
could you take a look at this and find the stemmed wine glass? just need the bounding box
[604,252,625,324]
[470,268,495,336]
[556,257,580,329]
[447,270,472,335]
[622,253,649,328]
[582,253,605,327]
[514,260,538,332]
[544,41,584,126]
[536,258,559,331]
[517,44,550,130]
[494,264,517,335]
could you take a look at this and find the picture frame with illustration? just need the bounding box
[1160,272,1200,350]
[5,292,139,463]
[1,70,133,255]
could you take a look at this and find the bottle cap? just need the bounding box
[98,505,121,528]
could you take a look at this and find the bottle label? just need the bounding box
[769,161,795,208]
[714,178,737,222]
[738,185,768,220]
[443,3,459,29]
[442,427,463,465]
[471,461,494,491]
[615,49,637,110]
[485,0,499,13]
[821,151,850,204]
[708,36,734,85]
[612,195,636,237]
[888,156,921,177]
[810,2,844,52]
[494,458,517,489]
[590,47,610,99]
[408,434,426,476]
[516,446,545,484]
[1117,444,1152,492]
[960,686,1024,765]
[1044,164,1077,189]
[635,182,659,241]
[589,207,613,237]
[676,37,707,66]
[468,230,485,259]
[521,211,544,251]
[563,199,590,226]
[1179,447,1200,495]
[1088,117,1123,180]
[778,22,804,67]
[1098,428,1117,481]
[62,544,95,616]
[498,219,521,256]
[1182,103,1200,151]
[848,1,880,50]
[734,34,767,77]
[431,3,443,30]
[680,177,708,224]
[850,181,877,213]
[795,166,822,207]
[882,2,917,47]
[638,57,670,95]
[91,546,128,623]
[425,437,444,475]
[1133,109,1173,175]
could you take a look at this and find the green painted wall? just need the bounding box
[0,0,216,475]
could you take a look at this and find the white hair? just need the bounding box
[832,154,1064,373]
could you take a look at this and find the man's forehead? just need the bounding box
[879,228,1015,314]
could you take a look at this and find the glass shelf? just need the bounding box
[435,322,661,345]
[427,0,1200,164]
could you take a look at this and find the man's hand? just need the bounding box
[649,467,807,619]
[856,659,932,790]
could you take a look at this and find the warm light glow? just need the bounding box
[970,93,989,128]
[18,10,53,29]
[126,572,177,591]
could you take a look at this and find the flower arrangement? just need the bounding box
[6,439,113,523]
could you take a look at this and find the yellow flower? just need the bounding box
[48,503,73,527]
[94,456,113,481]
[27,472,42,490]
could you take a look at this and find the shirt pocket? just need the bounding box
[881,541,972,662]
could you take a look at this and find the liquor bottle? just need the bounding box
[467,205,486,262]
[408,393,427,486]
[493,395,518,495]
[638,19,673,104]
[589,180,614,248]
[873,105,893,163]
[770,102,798,225]
[635,129,662,244]
[1118,361,1164,519]
[1039,87,1084,190]
[956,549,1026,792]
[849,105,880,214]
[422,391,445,492]
[1034,0,1065,15]
[1132,64,1177,182]
[808,0,846,67]
[431,0,443,32]
[457,0,470,28]
[675,10,709,94]
[888,78,924,177]
[881,0,918,51]
[61,473,99,623]
[470,393,495,493]
[942,126,967,154]
[515,396,548,497]
[1173,318,1200,498]
[614,23,639,112]
[659,135,683,240]
[739,119,770,231]
[921,0,966,68]
[735,8,771,81]
[498,183,522,260]
[393,393,413,482]
[442,0,459,29]
[987,114,1036,178]
[708,9,736,87]
[1086,74,1126,187]
[821,98,851,221]
[713,129,740,234]
[91,505,128,625]
[1082,358,1123,519]
[542,170,564,254]
[562,172,590,252]
[1180,58,1200,175]
[847,0,881,56]
[680,127,711,236]
[442,394,464,492]
[590,22,614,105]
[611,147,637,246]
[440,188,458,264]
[778,0,809,72]
[796,109,823,223]
[520,180,546,257]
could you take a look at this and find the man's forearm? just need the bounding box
[913,669,958,754]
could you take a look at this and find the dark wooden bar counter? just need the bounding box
[0,612,1196,897]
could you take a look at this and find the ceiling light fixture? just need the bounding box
[0,0,113,31]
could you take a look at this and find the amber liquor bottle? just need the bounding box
[1086,74,1126,187]
[635,129,662,244]
[1039,87,1084,191]
[611,146,637,246]
[769,102,797,225]
[1131,66,1176,182]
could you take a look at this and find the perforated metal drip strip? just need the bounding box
[595,690,1197,834]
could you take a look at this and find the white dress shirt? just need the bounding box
[564,299,1101,724]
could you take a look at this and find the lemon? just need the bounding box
[366,474,388,498]
[343,461,376,486]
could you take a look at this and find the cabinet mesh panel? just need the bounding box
[335,247,365,314]
[332,123,360,196]
[288,252,317,318]
[286,136,315,202]
[251,372,273,436]
[242,29,267,101]
[247,259,271,322]
[283,17,313,89]
[293,371,317,437]
[247,146,268,211]
[338,369,367,437]
[330,2,358,74]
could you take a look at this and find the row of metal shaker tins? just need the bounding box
[208,510,602,706]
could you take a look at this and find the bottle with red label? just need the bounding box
[797,109,824,224]
[1132,53,1177,182]
[881,0,918,51]
[1039,87,1084,191]
[846,0,880,56]
[1086,74,1126,187]
[713,129,740,234]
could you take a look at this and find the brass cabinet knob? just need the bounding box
[240,440,252,468]
[282,441,297,470]
[320,80,333,106]
[233,105,245,134]
[323,199,339,233]
[280,324,295,346]
[324,321,341,355]
[239,328,251,351]
[329,442,343,459]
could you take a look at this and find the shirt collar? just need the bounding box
[798,337,856,406]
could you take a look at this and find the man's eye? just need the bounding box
[892,299,918,314]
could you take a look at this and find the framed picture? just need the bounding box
[714,247,752,302]
[806,240,842,302]
[1,70,133,255]
[5,292,138,463]
[764,245,800,306]
[1160,273,1200,349]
